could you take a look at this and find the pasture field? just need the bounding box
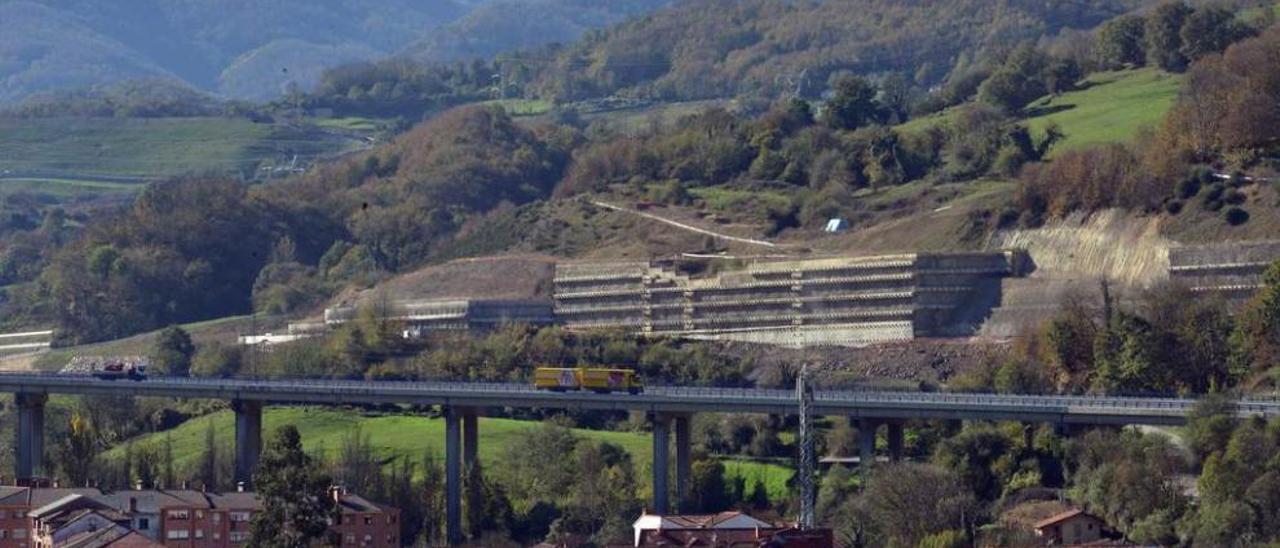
[1025,68,1181,155]
[0,117,357,182]
[897,68,1181,156]
[103,407,794,501]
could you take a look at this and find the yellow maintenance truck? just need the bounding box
[533,367,644,394]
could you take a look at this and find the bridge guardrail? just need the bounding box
[1,373,1278,418]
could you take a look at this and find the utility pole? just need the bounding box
[797,363,816,529]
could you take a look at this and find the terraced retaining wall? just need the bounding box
[554,252,1027,347]
[1169,240,1280,300]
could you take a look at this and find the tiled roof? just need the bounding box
[204,491,263,511]
[97,490,212,513]
[64,527,162,548]
[337,493,389,514]
[31,493,107,519]
[0,487,104,508]
[639,527,834,547]
[0,486,28,506]
[1033,509,1093,529]
[650,511,776,529]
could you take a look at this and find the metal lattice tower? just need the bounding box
[797,363,816,529]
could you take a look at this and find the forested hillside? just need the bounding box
[0,0,671,103]
[7,0,1274,346]
[520,0,1145,101]
[7,3,1280,547]
[403,0,671,64]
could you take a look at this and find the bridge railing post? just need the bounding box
[14,393,47,483]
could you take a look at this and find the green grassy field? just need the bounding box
[0,177,139,199]
[103,407,794,501]
[481,99,553,117]
[0,117,357,182]
[0,117,275,177]
[896,69,1181,155]
[576,100,731,135]
[687,185,793,225]
[1026,68,1181,155]
[33,313,281,371]
[895,109,959,135]
[312,117,386,132]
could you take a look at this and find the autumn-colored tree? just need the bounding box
[56,414,98,487]
[1230,261,1280,384]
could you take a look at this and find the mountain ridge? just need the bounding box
[0,0,669,104]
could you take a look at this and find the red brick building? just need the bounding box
[0,486,399,548]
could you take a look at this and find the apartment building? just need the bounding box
[0,486,398,548]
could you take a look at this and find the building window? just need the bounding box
[167,510,190,520]
[345,534,355,544]
[364,516,372,525]
[212,513,222,524]
[166,529,191,540]
[229,531,249,543]
[138,518,150,530]
[196,510,204,520]
[344,516,353,525]
[213,532,221,540]
[230,511,251,522]
[12,529,25,539]
[0,530,7,539]
[196,529,205,539]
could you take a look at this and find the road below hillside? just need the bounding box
[590,199,780,249]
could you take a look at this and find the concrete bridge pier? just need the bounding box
[857,418,880,475]
[445,406,480,545]
[463,410,478,474]
[673,414,691,512]
[650,413,671,514]
[14,393,47,482]
[886,420,904,462]
[233,400,263,487]
[648,413,692,514]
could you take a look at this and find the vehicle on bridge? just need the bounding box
[534,367,643,394]
[92,360,146,381]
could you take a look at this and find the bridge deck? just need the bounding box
[2,373,1278,425]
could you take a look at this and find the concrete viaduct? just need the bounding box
[3,373,1279,544]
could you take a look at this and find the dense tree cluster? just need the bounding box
[1156,25,1280,165]
[561,97,1054,230]
[1066,401,1280,546]
[525,0,1135,102]
[295,58,498,119]
[1095,3,1256,71]
[1,79,228,119]
[40,178,338,344]
[978,44,1082,113]
[955,263,1280,397]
